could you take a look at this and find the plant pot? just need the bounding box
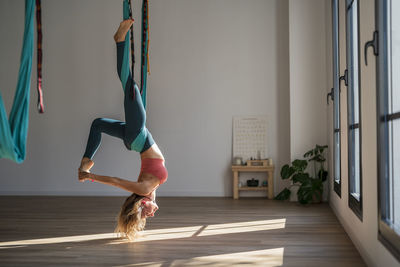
[289,184,300,202]
[312,191,323,203]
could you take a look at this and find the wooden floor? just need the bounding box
[0,197,365,267]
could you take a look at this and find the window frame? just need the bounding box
[332,0,341,197]
[345,0,363,220]
[376,0,400,261]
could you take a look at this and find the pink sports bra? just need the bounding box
[140,158,168,185]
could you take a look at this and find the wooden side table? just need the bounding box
[231,165,275,199]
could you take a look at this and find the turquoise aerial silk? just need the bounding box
[0,0,34,163]
[120,0,131,97]
[122,0,150,152]
[122,0,148,109]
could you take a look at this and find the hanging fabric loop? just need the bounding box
[0,0,35,163]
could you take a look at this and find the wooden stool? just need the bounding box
[231,165,274,199]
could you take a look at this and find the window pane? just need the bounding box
[392,0,400,113]
[350,128,360,200]
[348,0,360,125]
[377,0,400,258]
[332,0,340,190]
[380,118,390,222]
[347,0,361,204]
[334,89,340,129]
[352,13,360,124]
[334,132,340,183]
[392,119,400,234]
[354,127,360,199]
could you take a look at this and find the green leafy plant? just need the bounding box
[275,144,328,204]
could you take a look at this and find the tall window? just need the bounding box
[346,0,362,219]
[332,0,341,197]
[377,0,400,260]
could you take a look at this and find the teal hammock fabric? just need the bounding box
[0,0,34,163]
[120,0,131,97]
[122,0,150,152]
[130,126,149,152]
[122,0,148,109]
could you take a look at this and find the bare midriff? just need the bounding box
[140,143,164,160]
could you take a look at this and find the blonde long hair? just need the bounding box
[115,193,147,240]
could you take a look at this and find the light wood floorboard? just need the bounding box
[0,197,366,267]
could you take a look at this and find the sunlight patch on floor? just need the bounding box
[0,245,27,249]
[133,218,286,242]
[114,247,285,267]
[0,218,286,247]
[0,233,118,247]
[197,218,286,237]
[106,225,205,244]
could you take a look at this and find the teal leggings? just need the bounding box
[83,42,154,159]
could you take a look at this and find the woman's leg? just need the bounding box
[114,20,151,151]
[114,20,144,138]
[115,19,134,94]
[80,21,140,172]
[80,118,126,172]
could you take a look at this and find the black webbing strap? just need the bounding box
[128,0,150,102]
[36,0,44,113]
[127,0,135,99]
[128,0,135,77]
[140,0,149,96]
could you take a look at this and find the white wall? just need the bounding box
[288,0,329,200]
[0,0,291,197]
[289,0,328,160]
[327,0,400,266]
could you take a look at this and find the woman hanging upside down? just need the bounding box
[78,19,167,240]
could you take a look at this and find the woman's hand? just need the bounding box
[78,170,92,182]
[141,200,159,218]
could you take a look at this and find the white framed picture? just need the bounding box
[233,116,268,162]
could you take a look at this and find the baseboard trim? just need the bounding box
[0,190,226,197]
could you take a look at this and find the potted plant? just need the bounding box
[275,144,328,204]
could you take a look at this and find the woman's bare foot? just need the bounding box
[114,19,134,43]
[79,157,94,173]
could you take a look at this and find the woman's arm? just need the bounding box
[148,190,156,201]
[79,171,155,196]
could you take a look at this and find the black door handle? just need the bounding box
[339,69,348,87]
[364,31,378,66]
[327,88,334,105]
